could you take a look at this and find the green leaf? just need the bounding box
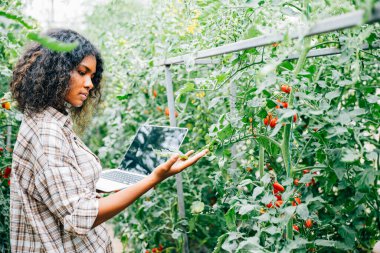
[225,208,237,231]
[260,173,271,185]
[299,173,313,183]
[217,123,233,140]
[177,82,195,94]
[26,32,78,52]
[216,73,228,84]
[116,93,132,100]
[338,226,356,248]
[176,82,195,102]
[266,99,277,109]
[341,148,360,163]
[325,90,340,100]
[257,108,268,118]
[314,239,338,247]
[212,234,229,253]
[277,61,294,73]
[355,168,376,192]
[366,95,380,103]
[333,165,346,180]
[252,186,264,201]
[256,136,280,156]
[239,204,256,215]
[255,212,270,222]
[247,97,265,108]
[336,112,350,125]
[244,25,262,39]
[0,10,33,29]
[296,204,309,220]
[171,230,182,239]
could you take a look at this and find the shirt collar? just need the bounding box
[44,106,73,129]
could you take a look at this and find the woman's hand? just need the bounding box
[152,149,209,182]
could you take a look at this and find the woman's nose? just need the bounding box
[85,76,94,90]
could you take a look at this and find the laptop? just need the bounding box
[96,125,188,192]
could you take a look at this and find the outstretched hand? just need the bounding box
[152,149,209,182]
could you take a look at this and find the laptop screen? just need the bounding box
[119,125,188,175]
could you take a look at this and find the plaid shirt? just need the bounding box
[10,107,113,252]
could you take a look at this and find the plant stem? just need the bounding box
[282,36,311,242]
[259,146,264,178]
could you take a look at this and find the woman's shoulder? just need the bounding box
[24,106,70,127]
[21,107,72,140]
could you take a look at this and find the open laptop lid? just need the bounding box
[119,125,188,175]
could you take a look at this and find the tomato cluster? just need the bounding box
[262,179,315,234]
[1,101,10,110]
[263,112,278,128]
[145,244,164,253]
[1,166,11,186]
[263,85,298,129]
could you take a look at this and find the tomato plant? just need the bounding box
[82,0,380,252]
[83,0,380,252]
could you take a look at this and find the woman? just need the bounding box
[9,29,207,252]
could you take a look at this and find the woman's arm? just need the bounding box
[92,149,208,228]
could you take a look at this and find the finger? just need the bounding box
[180,150,194,160]
[178,149,208,168]
[184,150,195,156]
[158,153,179,170]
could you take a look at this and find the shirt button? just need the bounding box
[73,137,77,140]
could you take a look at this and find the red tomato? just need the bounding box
[273,182,285,192]
[294,179,299,186]
[292,197,301,206]
[293,114,297,122]
[165,107,178,117]
[266,202,273,208]
[281,85,291,94]
[275,200,283,207]
[282,102,288,108]
[305,219,313,228]
[2,102,11,110]
[3,167,11,178]
[275,194,282,201]
[293,225,299,232]
[269,117,278,128]
[264,117,269,126]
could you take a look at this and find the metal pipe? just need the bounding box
[164,66,189,253]
[160,4,380,65]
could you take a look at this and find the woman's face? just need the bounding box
[65,55,97,107]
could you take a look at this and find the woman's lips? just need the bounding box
[80,93,88,100]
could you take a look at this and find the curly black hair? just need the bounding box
[10,28,103,131]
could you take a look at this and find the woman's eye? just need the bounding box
[78,70,86,76]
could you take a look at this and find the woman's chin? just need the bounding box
[71,101,84,108]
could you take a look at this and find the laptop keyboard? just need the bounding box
[101,170,145,185]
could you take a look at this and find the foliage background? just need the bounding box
[0,0,379,252]
[83,0,380,252]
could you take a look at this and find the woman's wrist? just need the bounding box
[149,172,165,185]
